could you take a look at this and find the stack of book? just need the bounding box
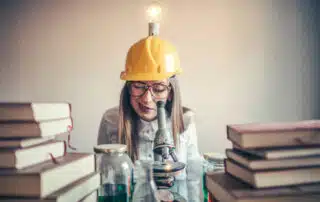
[0,102,100,202]
[206,119,320,202]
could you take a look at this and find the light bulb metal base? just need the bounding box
[148,22,160,36]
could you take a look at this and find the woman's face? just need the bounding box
[129,79,171,122]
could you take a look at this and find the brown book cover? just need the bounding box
[226,148,320,170]
[0,117,73,139]
[225,158,320,188]
[0,136,55,149]
[0,172,100,202]
[233,145,320,159]
[0,140,66,169]
[206,172,320,202]
[0,132,69,149]
[0,102,71,122]
[227,120,320,149]
[0,153,95,198]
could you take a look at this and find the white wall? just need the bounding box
[0,0,319,154]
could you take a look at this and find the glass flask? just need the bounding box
[94,144,134,202]
[132,160,160,202]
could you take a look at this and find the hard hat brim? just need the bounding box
[120,69,182,81]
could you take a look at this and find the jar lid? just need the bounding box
[93,144,127,154]
[203,152,226,162]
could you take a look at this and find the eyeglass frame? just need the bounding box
[126,81,171,99]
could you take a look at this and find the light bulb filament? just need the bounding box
[146,2,162,23]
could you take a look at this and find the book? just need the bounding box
[0,132,69,149]
[225,159,320,188]
[0,140,66,169]
[226,149,320,170]
[233,146,320,159]
[0,136,54,149]
[0,102,71,122]
[206,172,320,202]
[0,117,73,139]
[0,172,100,202]
[79,191,97,202]
[227,120,320,148]
[0,153,95,197]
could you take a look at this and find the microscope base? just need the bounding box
[156,189,187,202]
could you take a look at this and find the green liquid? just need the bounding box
[98,184,129,202]
[98,194,127,202]
[202,172,209,202]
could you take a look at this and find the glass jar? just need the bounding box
[94,144,134,202]
[202,152,225,202]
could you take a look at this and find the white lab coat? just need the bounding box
[97,106,203,202]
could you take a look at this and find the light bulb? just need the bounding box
[146,1,163,36]
[146,1,162,23]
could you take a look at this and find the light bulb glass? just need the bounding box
[146,1,162,23]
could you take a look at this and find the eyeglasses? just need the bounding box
[128,82,171,99]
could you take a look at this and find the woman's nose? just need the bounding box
[140,89,153,104]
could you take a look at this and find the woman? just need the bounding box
[98,36,202,202]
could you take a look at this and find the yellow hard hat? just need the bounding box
[120,36,182,81]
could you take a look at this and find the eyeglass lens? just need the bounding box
[130,82,169,99]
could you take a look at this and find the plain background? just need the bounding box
[1,0,319,154]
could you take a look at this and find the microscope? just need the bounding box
[152,101,185,189]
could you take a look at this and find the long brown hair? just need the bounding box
[117,76,185,161]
